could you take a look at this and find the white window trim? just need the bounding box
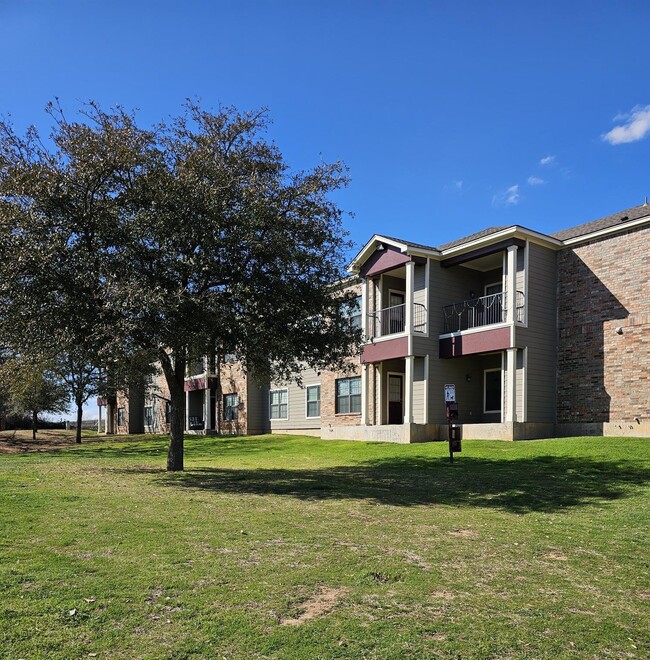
[223,393,239,421]
[484,367,502,414]
[335,376,362,415]
[269,388,289,420]
[305,384,321,419]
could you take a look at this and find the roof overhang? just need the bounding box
[560,211,650,246]
[348,234,440,274]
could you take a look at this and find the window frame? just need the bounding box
[305,384,321,419]
[269,388,289,420]
[144,405,153,427]
[335,376,362,415]
[223,393,239,421]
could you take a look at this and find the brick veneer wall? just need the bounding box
[320,362,363,427]
[220,361,250,435]
[557,225,650,423]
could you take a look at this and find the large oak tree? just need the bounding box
[0,101,361,470]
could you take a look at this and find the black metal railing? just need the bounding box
[368,302,427,338]
[442,291,525,333]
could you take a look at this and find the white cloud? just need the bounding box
[540,155,555,166]
[454,179,463,191]
[527,176,544,186]
[493,184,520,207]
[602,105,650,145]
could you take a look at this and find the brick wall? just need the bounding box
[220,361,250,435]
[320,361,363,427]
[557,225,650,423]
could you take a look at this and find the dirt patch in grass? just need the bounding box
[280,586,349,626]
[0,429,136,453]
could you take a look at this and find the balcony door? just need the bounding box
[388,291,405,334]
[388,374,404,424]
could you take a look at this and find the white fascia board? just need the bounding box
[348,234,414,273]
[561,213,650,246]
[439,226,562,258]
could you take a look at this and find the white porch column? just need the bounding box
[375,362,384,426]
[204,387,212,431]
[97,404,103,433]
[505,348,517,423]
[505,245,517,324]
[423,354,430,424]
[404,355,414,424]
[361,277,368,337]
[405,260,415,334]
[185,391,190,431]
[361,363,368,425]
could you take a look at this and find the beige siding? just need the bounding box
[269,367,321,431]
[515,243,557,423]
[412,357,426,423]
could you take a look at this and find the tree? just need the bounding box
[0,356,69,440]
[0,101,361,470]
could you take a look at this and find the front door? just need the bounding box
[388,374,404,424]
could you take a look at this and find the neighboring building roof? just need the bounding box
[552,202,650,241]
[437,226,510,251]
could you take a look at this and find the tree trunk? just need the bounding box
[159,348,186,471]
[32,410,38,441]
[167,385,186,471]
[75,400,83,444]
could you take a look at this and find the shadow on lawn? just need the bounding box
[152,454,650,514]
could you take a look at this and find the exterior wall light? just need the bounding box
[615,326,624,335]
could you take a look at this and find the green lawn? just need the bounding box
[1,433,649,659]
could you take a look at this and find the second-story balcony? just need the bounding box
[442,292,525,334]
[368,302,427,338]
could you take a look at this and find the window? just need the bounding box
[350,295,362,329]
[224,394,238,421]
[165,401,172,424]
[270,389,288,419]
[336,377,361,414]
[144,406,153,427]
[117,408,126,426]
[306,385,321,418]
[484,369,502,413]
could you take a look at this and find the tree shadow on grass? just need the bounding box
[151,454,650,514]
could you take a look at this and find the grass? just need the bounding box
[1,431,649,659]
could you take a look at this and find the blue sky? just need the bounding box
[1,1,649,417]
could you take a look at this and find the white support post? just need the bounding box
[204,387,212,431]
[404,356,414,424]
[506,245,517,324]
[505,347,517,423]
[185,391,190,431]
[405,260,414,335]
[361,363,368,425]
[97,404,103,433]
[375,362,384,426]
[423,354,430,424]
[361,277,368,337]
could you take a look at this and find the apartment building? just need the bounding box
[102,202,650,441]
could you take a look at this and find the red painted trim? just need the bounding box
[184,377,206,392]
[439,327,511,358]
[361,336,409,363]
[360,246,410,278]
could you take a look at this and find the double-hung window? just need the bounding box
[270,389,288,419]
[117,408,126,426]
[336,377,361,414]
[223,394,239,421]
[144,406,153,427]
[306,385,321,418]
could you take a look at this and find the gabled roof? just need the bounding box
[551,202,650,241]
